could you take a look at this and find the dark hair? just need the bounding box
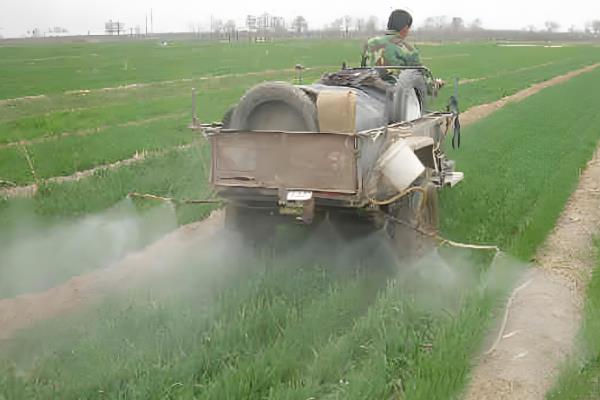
[387,9,413,32]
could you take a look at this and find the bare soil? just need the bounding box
[460,63,600,126]
[3,63,596,201]
[464,147,600,400]
[1,63,600,365]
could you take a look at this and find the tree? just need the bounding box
[210,18,223,33]
[291,16,308,34]
[354,18,365,32]
[525,25,537,32]
[544,21,560,33]
[469,18,483,30]
[327,18,344,32]
[422,16,450,30]
[592,20,600,35]
[450,17,464,31]
[343,15,352,35]
[224,20,236,33]
[365,16,379,33]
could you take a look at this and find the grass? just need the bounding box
[440,67,600,259]
[546,239,600,400]
[1,41,599,193]
[0,67,333,143]
[3,52,600,399]
[0,116,196,185]
[0,143,218,297]
[431,53,600,111]
[0,40,372,99]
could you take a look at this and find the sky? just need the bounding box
[0,0,599,38]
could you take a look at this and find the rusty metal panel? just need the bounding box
[317,89,357,133]
[211,131,358,193]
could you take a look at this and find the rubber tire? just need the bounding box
[392,70,428,123]
[419,182,439,234]
[229,82,319,132]
[385,181,439,260]
[221,106,236,129]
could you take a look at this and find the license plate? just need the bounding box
[286,191,313,201]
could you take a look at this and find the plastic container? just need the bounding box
[378,139,425,192]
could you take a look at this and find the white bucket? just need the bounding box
[378,139,425,193]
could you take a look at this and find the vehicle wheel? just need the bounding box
[418,182,439,235]
[221,106,236,128]
[385,182,438,260]
[229,82,319,132]
[392,70,428,123]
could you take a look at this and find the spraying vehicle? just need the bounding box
[191,65,463,249]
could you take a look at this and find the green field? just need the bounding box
[1,39,600,399]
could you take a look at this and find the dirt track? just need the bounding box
[460,63,600,126]
[1,63,600,362]
[464,145,600,399]
[2,63,598,201]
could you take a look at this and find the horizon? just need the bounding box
[1,0,599,39]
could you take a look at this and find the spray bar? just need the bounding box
[128,192,223,205]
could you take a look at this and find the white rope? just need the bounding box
[484,278,533,355]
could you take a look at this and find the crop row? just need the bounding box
[2,58,600,399]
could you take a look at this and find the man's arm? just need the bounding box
[361,42,370,67]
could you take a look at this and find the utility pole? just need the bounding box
[145,13,148,36]
[151,8,153,33]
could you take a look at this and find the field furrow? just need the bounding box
[1,39,600,400]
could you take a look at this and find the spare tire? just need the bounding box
[230,82,319,132]
[221,105,236,129]
[392,70,428,123]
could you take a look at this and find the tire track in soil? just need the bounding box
[1,63,599,343]
[463,146,600,400]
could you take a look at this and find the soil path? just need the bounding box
[0,142,197,198]
[460,63,600,126]
[0,210,224,342]
[1,63,599,344]
[464,146,600,399]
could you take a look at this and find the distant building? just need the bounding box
[105,20,125,35]
[246,15,257,32]
[246,13,285,32]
